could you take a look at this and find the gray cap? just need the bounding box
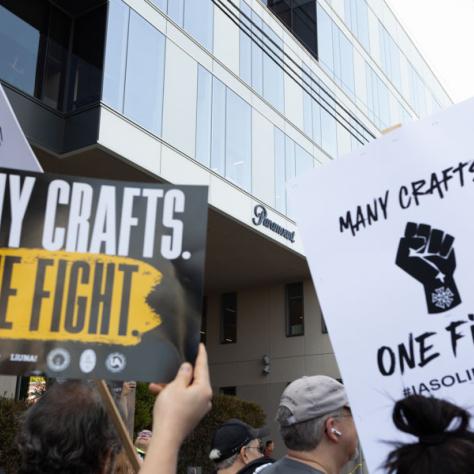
[278,375,349,426]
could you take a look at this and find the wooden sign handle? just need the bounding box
[96,380,141,473]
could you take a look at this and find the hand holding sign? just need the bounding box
[140,344,212,473]
[396,222,461,313]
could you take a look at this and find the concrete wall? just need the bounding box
[206,279,340,457]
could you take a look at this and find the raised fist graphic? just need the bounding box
[396,222,461,313]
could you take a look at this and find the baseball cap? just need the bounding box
[209,419,269,463]
[278,375,349,426]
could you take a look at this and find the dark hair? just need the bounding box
[17,380,121,474]
[385,395,474,474]
[265,440,273,447]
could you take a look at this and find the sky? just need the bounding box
[385,0,474,103]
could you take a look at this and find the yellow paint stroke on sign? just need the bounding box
[0,248,162,345]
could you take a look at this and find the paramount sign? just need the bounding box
[252,205,295,243]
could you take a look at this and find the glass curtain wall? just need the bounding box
[343,0,369,51]
[150,0,213,51]
[316,4,354,99]
[103,1,166,136]
[239,0,285,113]
[338,0,446,120]
[267,0,317,57]
[196,66,252,193]
[0,0,105,112]
[274,127,314,217]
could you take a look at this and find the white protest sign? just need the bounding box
[0,83,42,172]
[290,98,474,473]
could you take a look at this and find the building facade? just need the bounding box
[0,0,451,461]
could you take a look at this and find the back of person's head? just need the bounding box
[17,380,121,474]
[276,375,349,451]
[385,395,474,474]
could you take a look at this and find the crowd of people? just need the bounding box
[13,343,474,473]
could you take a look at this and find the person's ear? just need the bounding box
[325,417,341,443]
[240,445,250,463]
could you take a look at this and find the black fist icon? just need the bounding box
[396,222,461,313]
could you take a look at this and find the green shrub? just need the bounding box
[0,397,28,473]
[134,382,155,433]
[178,394,266,473]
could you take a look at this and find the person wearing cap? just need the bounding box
[262,375,358,474]
[209,419,274,473]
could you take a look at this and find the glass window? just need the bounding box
[68,5,106,110]
[0,2,44,96]
[226,89,252,191]
[378,80,390,128]
[292,0,317,56]
[408,63,427,118]
[269,0,291,29]
[42,7,70,110]
[286,282,304,337]
[274,127,286,213]
[321,105,337,158]
[150,0,167,12]
[269,0,316,56]
[285,136,296,218]
[184,0,213,51]
[339,32,355,98]
[251,10,264,95]
[366,63,390,128]
[263,23,284,112]
[239,0,252,84]
[275,128,316,218]
[211,77,226,176]
[332,24,341,85]
[295,144,313,176]
[102,0,129,112]
[167,0,184,26]
[285,136,296,181]
[317,5,333,75]
[355,0,369,51]
[317,5,354,98]
[344,0,369,51]
[303,66,313,138]
[240,2,287,113]
[195,66,212,167]
[379,23,401,90]
[389,35,401,90]
[220,293,237,344]
[366,63,376,124]
[312,90,322,145]
[123,12,165,136]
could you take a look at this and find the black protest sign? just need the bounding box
[0,168,208,381]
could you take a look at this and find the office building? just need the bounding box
[0,0,451,459]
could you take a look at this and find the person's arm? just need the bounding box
[139,344,212,474]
